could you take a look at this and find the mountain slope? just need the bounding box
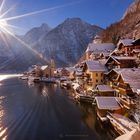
[23,23,51,45]
[0,32,46,72]
[101,0,140,44]
[32,18,103,67]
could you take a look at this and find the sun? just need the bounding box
[0,0,79,64]
[0,19,8,28]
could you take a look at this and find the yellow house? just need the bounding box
[83,60,107,88]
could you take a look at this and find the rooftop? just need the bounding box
[41,65,48,71]
[86,43,115,52]
[113,68,140,93]
[132,49,140,53]
[85,60,107,72]
[96,85,115,92]
[95,97,121,110]
[118,39,134,47]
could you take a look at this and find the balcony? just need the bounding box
[120,98,136,109]
[112,83,132,95]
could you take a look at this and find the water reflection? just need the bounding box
[0,74,21,82]
[0,77,116,140]
[0,95,7,140]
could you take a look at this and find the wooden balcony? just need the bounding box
[120,98,136,109]
[112,83,132,95]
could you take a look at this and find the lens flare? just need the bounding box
[0,0,81,62]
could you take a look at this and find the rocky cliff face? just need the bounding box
[101,0,140,44]
[32,18,103,67]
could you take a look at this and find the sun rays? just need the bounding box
[0,0,80,62]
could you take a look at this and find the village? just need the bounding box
[20,36,140,139]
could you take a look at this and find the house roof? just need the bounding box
[105,56,136,65]
[118,39,134,47]
[113,68,140,93]
[96,85,115,92]
[132,38,140,46]
[85,60,107,72]
[113,56,136,60]
[41,65,48,71]
[65,67,76,73]
[95,97,121,110]
[132,49,140,53]
[86,43,115,53]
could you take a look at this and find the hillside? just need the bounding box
[101,0,140,44]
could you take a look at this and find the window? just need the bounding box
[96,73,98,77]
[96,79,98,83]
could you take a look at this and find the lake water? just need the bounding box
[0,75,118,140]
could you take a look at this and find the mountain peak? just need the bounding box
[63,17,86,25]
[40,23,51,31]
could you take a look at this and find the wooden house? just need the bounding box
[95,97,122,122]
[117,39,134,55]
[105,56,137,70]
[105,68,140,110]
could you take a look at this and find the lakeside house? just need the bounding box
[105,56,137,70]
[105,68,140,110]
[82,60,107,88]
[95,96,122,122]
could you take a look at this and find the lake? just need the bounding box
[0,75,118,140]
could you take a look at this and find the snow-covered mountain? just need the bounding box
[22,23,51,45]
[0,32,46,72]
[31,18,103,67]
[0,18,102,71]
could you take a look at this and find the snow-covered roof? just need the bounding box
[113,68,140,93]
[132,49,140,53]
[85,60,107,72]
[72,83,80,90]
[113,56,136,60]
[41,65,48,71]
[105,56,136,65]
[86,43,115,52]
[118,39,134,47]
[96,85,115,92]
[65,67,76,72]
[95,97,121,110]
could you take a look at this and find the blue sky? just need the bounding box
[4,0,133,35]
